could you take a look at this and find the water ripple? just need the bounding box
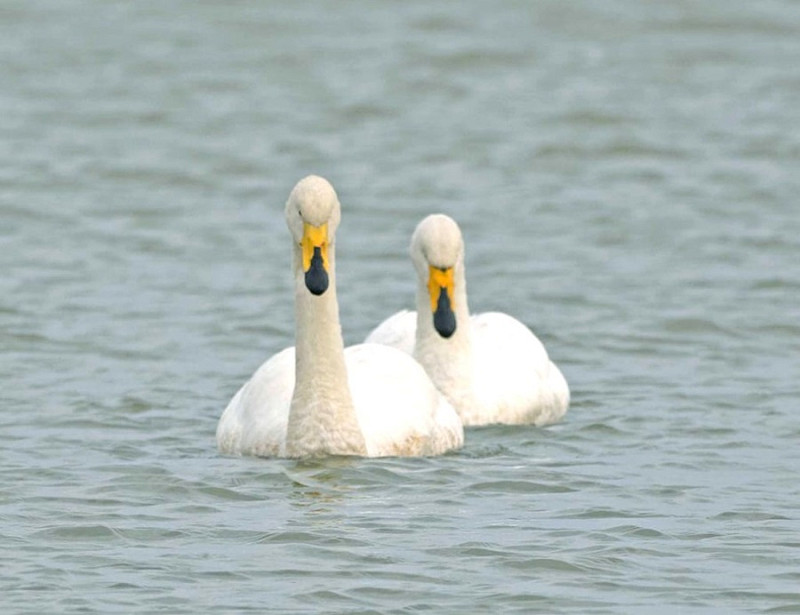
[3,0,800,613]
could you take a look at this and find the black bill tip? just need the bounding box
[304,246,329,295]
[433,287,456,338]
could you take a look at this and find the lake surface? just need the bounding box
[2,1,799,613]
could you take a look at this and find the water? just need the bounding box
[2,0,799,612]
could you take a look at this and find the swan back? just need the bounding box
[346,343,463,456]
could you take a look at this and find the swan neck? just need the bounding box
[287,247,366,456]
[413,262,477,416]
[294,270,348,384]
[415,261,472,361]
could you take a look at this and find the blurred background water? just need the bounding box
[2,1,799,613]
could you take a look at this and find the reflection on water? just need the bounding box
[285,459,357,512]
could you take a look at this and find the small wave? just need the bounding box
[31,524,121,541]
[468,480,574,494]
[661,316,737,336]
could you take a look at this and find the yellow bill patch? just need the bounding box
[428,265,455,312]
[301,222,329,272]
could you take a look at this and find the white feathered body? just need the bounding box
[216,343,464,457]
[366,310,569,426]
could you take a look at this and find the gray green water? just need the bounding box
[2,1,800,613]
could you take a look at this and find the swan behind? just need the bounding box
[366,214,569,426]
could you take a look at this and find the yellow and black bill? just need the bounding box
[301,222,329,295]
[428,265,456,338]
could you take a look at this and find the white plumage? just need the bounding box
[366,214,569,426]
[217,177,463,458]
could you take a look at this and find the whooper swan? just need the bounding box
[217,178,464,457]
[366,214,569,427]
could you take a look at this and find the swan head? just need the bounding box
[410,214,464,339]
[285,175,342,296]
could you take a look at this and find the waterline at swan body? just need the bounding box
[366,214,569,427]
[216,177,463,458]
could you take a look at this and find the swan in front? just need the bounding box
[216,177,464,458]
[366,214,569,426]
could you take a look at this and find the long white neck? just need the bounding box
[414,259,477,415]
[286,245,367,457]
